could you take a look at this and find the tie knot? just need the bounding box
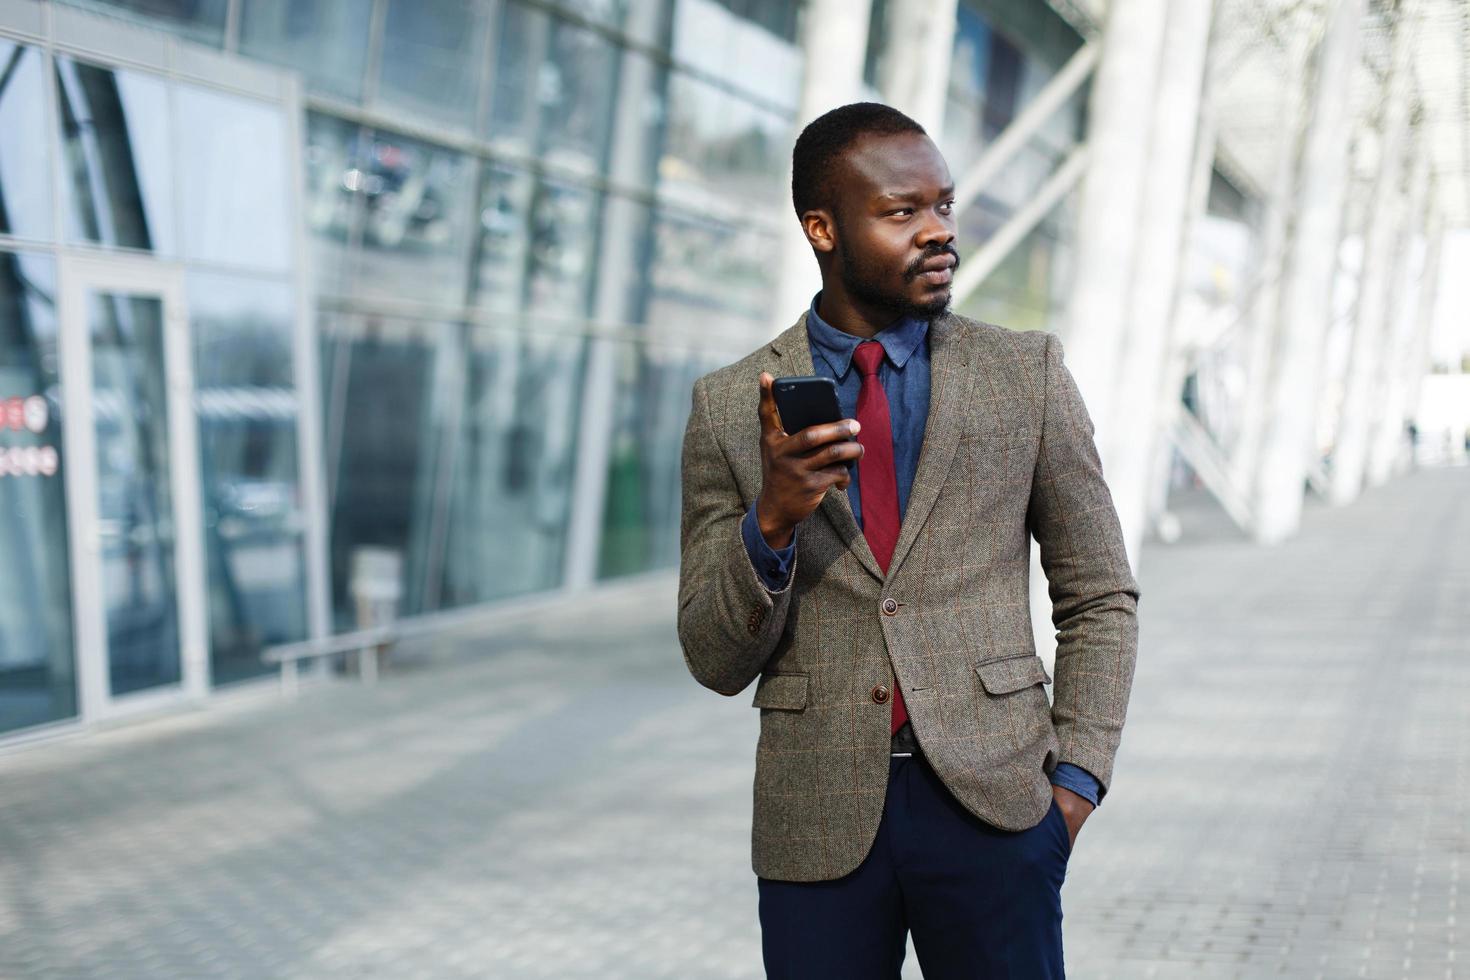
[853,340,885,378]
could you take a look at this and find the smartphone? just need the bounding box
[772,375,856,472]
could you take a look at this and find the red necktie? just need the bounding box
[852,341,909,736]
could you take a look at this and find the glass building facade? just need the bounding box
[0,0,1112,741]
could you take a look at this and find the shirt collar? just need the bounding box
[805,290,929,381]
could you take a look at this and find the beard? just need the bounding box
[834,228,959,323]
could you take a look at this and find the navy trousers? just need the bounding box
[757,753,1071,979]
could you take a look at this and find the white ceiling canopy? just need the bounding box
[1045,0,1469,227]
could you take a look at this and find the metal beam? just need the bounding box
[950,144,1088,304]
[952,41,1099,218]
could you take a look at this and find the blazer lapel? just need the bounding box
[885,312,975,581]
[768,313,885,583]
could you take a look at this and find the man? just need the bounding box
[676,102,1140,979]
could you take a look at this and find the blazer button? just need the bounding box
[881,597,899,615]
[871,684,890,704]
[747,607,764,635]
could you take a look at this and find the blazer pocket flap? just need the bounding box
[751,672,809,710]
[975,655,1051,694]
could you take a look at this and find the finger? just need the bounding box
[757,372,783,436]
[796,437,863,468]
[793,417,860,450]
[814,462,853,488]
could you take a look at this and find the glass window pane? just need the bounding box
[486,0,548,152]
[86,291,182,696]
[526,178,600,317]
[557,0,628,31]
[470,161,534,312]
[320,315,461,628]
[353,129,476,306]
[437,325,586,605]
[238,0,374,103]
[175,85,292,273]
[671,0,801,110]
[538,20,617,171]
[0,41,53,242]
[377,0,486,133]
[55,57,176,255]
[56,0,228,48]
[648,209,777,328]
[0,251,76,734]
[661,72,791,209]
[189,273,307,686]
[303,112,366,298]
[598,342,720,578]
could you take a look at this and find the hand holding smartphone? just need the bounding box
[771,376,857,473]
[754,372,863,549]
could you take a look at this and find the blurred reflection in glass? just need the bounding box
[487,3,619,173]
[599,342,724,578]
[486,0,547,152]
[540,19,617,172]
[320,315,459,628]
[303,112,367,298]
[647,208,776,327]
[0,41,53,242]
[354,129,476,306]
[526,177,600,316]
[661,72,792,208]
[378,0,487,133]
[188,273,307,686]
[559,0,629,31]
[86,291,181,697]
[238,0,374,103]
[55,57,176,255]
[437,323,587,606]
[670,0,802,109]
[176,85,292,274]
[470,161,534,312]
[56,0,227,48]
[0,251,76,734]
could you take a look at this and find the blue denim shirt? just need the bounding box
[740,290,1104,807]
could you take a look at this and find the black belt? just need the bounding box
[890,719,921,756]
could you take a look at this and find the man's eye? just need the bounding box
[891,208,913,216]
[939,200,955,213]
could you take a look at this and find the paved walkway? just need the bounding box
[1,466,1466,979]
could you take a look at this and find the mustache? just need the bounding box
[905,245,961,278]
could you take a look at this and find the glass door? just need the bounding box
[58,256,208,719]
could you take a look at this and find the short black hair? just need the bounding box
[791,102,927,220]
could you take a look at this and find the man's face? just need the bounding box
[828,131,960,321]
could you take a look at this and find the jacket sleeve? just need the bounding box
[1026,331,1141,796]
[677,375,799,696]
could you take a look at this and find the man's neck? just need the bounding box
[816,292,907,341]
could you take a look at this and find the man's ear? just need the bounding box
[801,208,837,255]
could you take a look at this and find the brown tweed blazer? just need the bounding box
[676,308,1140,883]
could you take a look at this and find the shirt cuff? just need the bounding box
[741,499,796,592]
[1049,761,1102,807]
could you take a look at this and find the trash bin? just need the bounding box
[347,546,401,679]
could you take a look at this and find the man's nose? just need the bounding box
[916,213,955,249]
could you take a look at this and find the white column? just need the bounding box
[1398,214,1447,455]
[1029,0,1169,665]
[1059,0,1171,462]
[874,0,959,140]
[1326,4,1414,505]
[1251,0,1367,545]
[1230,47,1307,500]
[1366,154,1434,484]
[1104,0,1215,572]
[771,0,875,335]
